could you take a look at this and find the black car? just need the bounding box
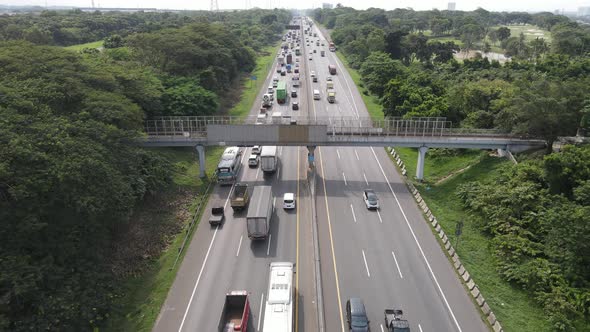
[346,298,370,332]
[292,101,299,110]
[291,90,297,98]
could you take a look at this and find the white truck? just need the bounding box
[246,186,274,240]
[262,93,273,108]
[327,89,336,103]
[260,146,278,173]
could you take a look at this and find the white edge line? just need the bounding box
[256,165,260,179]
[363,172,368,186]
[267,234,272,256]
[377,210,383,224]
[355,149,360,161]
[380,324,385,332]
[419,323,424,332]
[343,172,347,186]
[178,226,219,332]
[370,147,463,332]
[276,166,281,179]
[362,249,370,277]
[257,293,265,331]
[391,251,403,279]
[336,148,341,159]
[350,204,356,223]
[236,235,243,257]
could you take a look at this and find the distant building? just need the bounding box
[447,2,456,11]
[322,3,333,9]
[578,7,590,17]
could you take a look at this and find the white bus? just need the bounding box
[262,262,294,332]
[216,147,242,185]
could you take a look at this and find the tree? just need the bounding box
[162,80,219,116]
[488,29,498,45]
[359,52,405,97]
[384,30,409,60]
[496,26,511,41]
[460,24,485,52]
[104,34,124,48]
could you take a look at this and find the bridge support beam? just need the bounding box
[195,145,206,178]
[307,146,316,169]
[416,146,428,181]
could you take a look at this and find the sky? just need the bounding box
[3,0,589,13]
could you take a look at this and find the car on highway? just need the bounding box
[283,193,295,209]
[346,298,370,332]
[313,49,317,53]
[309,56,312,60]
[291,89,297,97]
[252,145,261,154]
[292,101,299,110]
[363,189,379,210]
[248,154,259,167]
[326,76,333,81]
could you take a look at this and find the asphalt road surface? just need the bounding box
[153,18,489,332]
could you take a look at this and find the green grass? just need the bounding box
[229,42,281,117]
[105,146,223,332]
[393,148,552,331]
[492,24,552,43]
[64,40,104,51]
[334,51,384,120]
[393,147,485,183]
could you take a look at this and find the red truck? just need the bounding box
[218,291,250,332]
[328,64,337,75]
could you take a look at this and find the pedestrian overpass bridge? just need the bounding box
[141,116,545,179]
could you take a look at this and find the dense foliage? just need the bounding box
[458,146,590,330]
[312,7,590,145]
[0,9,289,330]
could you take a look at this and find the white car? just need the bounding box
[309,56,312,60]
[252,145,261,154]
[283,193,295,209]
[248,154,259,167]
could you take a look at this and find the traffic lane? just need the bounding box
[315,147,347,332]
[369,147,489,331]
[151,167,237,331]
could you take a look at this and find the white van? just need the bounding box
[283,193,295,209]
[313,89,320,100]
[272,76,279,87]
[267,85,274,94]
[310,71,316,82]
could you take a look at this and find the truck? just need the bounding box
[329,42,336,51]
[246,186,273,240]
[218,291,250,332]
[209,204,225,226]
[230,183,250,211]
[327,89,336,103]
[328,64,337,75]
[262,93,273,108]
[278,55,285,66]
[276,81,287,104]
[384,309,410,332]
[260,146,278,173]
[286,53,293,64]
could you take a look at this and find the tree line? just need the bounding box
[312,6,590,330]
[0,9,290,331]
[312,6,590,147]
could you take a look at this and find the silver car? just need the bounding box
[363,189,379,210]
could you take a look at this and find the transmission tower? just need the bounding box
[210,0,219,11]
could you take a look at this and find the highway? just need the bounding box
[153,17,489,332]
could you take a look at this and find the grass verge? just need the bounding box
[229,42,281,117]
[105,146,223,332]
[334,51,384,120]
[64,40,104,51]
[393,148,552,331]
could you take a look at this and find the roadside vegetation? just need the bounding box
[0,9,291,331]
[314,6,590,330]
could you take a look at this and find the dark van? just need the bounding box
[346,298,370,331]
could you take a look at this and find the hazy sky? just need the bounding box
[3,0,589,13]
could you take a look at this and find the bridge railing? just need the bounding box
[144,116,508,138]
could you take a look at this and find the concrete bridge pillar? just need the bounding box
[416,146,428,181]
[195,145,206,178]
[307,146,316,169]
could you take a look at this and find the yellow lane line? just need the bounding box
[318,147,345,332]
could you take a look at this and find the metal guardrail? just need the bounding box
[144,116,510,139]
